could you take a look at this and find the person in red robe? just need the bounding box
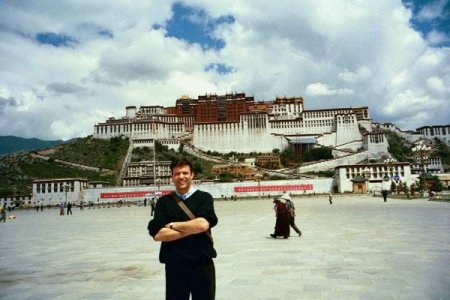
[270,198,290,239]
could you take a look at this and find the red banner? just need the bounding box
[100,190,171,199]
[234,184,313,193]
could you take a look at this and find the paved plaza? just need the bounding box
[0,195,449,300]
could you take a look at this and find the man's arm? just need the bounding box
[153,217,210,242]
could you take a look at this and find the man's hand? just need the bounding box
[154,218,210,242]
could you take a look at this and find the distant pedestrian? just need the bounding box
[67,202,73,215]
[282,193,302,237]
[36,204,39,212]
[60,202,65,216]
[0,205,6,223]
[382,190,388,202]
[150,198,156,216]
[144,198,147,207]
[270,197,290,239]
[328,192,333,204]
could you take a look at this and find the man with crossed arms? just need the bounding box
[148,158,218,300]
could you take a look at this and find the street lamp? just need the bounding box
[412,141,431,196]
[412,141,431,175]
[363,166,371,193]
[384,156,396,193]
[62,183,70,204]
[255,173,263,200]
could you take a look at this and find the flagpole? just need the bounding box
[153,120,156,198]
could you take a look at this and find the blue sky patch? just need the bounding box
[78,22,114,38]
[36,32,77,47]
[205,63,235,74]
[164,2,235,50]
[403,0,450,47]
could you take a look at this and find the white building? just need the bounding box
[0,196,33,208]
[93,97,374,156]
[416,125,450,145]
[335,162,414,194]
[123,161,172,187]
[32,178,89,206]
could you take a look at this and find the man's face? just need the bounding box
[171,164,194,194]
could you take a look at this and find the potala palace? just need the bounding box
[93,92,388,158]
[3,92,447,209]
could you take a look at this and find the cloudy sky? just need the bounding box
[0,0,449,140]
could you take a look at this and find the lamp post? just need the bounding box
[412,141,431,175]
[62,183,70,204]
[255,173,263,200]
[384,156,395,193]
[363,166,371,193]
[155,177,162,196]
[412,141,431,196]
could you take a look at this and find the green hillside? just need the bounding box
[49,136,129,170]
[0,135,64,155]
[0,136,215,198]
[0,136,128,197]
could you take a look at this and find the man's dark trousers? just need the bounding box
[165,259,215,300]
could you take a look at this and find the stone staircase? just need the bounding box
[116,140,134,186]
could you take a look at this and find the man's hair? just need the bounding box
[170,158,193,173]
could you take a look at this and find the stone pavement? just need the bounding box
[0,195,449,300]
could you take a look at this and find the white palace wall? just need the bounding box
[94,120,186,141]
[81,178,334,204]
[193,114,282,153]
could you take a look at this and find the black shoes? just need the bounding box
[270,234,290,239]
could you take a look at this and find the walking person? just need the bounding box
[67,202,73,215]
[282,193,302,237]
[150,197,156,216]
[328,192,333,204]
[144,198,147,207]
[59,202,65,216]
[270,197,290,239]
[382,190,388,202]
[147,158,218,300]
[0,205,6,223]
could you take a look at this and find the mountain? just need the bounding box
[0,135,65,155]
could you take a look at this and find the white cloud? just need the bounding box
[426,29,450,46]
[0,0,449,140]
[416,0,448,21]
[305,82,354,96]
[338,67,372,83]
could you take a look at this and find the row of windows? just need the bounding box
[35,182,80,194]
[304,110,351,119]
[421,127,449,136]
[346,166,405,173]
[346,172,405,179]
[96,123,184,134]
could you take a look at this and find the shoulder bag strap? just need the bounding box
[171,192,213,243]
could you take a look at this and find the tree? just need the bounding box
[390,181,396,193]
[428,175,443,192]
[303,147,333,162]
[280,145,297,166]
[193,161,203,174]
[386,132,413,162]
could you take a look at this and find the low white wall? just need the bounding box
[81,178,334,203]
